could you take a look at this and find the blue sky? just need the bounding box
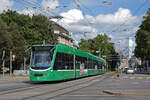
[0,0,150,56]
[11,0,150,16]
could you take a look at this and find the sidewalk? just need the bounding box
[0,75,29,80]
[136,71,150,75]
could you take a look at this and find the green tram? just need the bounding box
[30,44,106,81]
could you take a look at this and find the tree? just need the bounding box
[8,22,25,70]
[135,8,150,61]
[78,34,119,71]
[135,8,150,70]
[0,18,12,50]
[78,39,91,53]
[0,10,58,70]
[0,10,57,47]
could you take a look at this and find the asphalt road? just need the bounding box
[0,73,150,100]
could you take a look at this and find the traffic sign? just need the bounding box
[116,62,120,67]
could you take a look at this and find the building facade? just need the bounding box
[50,21,73,47]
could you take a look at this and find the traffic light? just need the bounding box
[11,55,15,61]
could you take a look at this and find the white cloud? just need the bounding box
[0,0,13,13]
[60,9,84,24]
[72,32,98,41]
[53,8,139,49]
[41,0,59,13]
[53,9,98,41]
[19,0,59,17]
[66,24,94,32]
[58,8,138,34]
[18,8,35,17]
[29,0,37,3]
[95,8,137,25]
[91,8,139,53]
[108,34,113,38]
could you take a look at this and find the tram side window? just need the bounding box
[92,60,95,69]
[54,52,73,70]
[75,56,87,69]
[102,63,106,70]
[88,59,93,69]
[85,59,88,69]
[93,60,97,69]
[75,56,80,69]
[98,62,102,69]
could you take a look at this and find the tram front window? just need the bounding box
[31,51,52,69]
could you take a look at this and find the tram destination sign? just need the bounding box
[33,46,53,51]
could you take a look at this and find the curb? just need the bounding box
[103,90,122,96]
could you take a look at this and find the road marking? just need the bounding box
[137,77,143,79]
[129,77,150,80]
[129,77,135,79]
[146,77,150,79]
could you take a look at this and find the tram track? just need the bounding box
[0,79,68,95]
[0,72,115,100]
[44,73,114,100]
[21,73,114,100]
[0,82,54,95]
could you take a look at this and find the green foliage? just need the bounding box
[0,18,12,50]
[0,10,57,70]
[135,8,150,60]
[78,33,119,71]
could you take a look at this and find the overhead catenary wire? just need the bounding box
[72,0,99,39]
[111,0,149,56]
[14,0,59,17]
[21,0,82,31]
[22,0,79,21]
[73,0,93,26]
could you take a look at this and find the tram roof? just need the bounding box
[32,44,56,47]
[31,44,106,63]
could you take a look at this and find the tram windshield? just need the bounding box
[31,46,55,69]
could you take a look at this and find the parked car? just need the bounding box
[127,68,135,74]
[123,67,129,73]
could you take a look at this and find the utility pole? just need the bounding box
[10,51,12,76]
[24,47,32,74]
[99,48,101,57]
[24,55,26,71]
[48,24,55,44]
[2,50,5,77]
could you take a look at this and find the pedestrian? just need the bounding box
[117,68,120,77]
